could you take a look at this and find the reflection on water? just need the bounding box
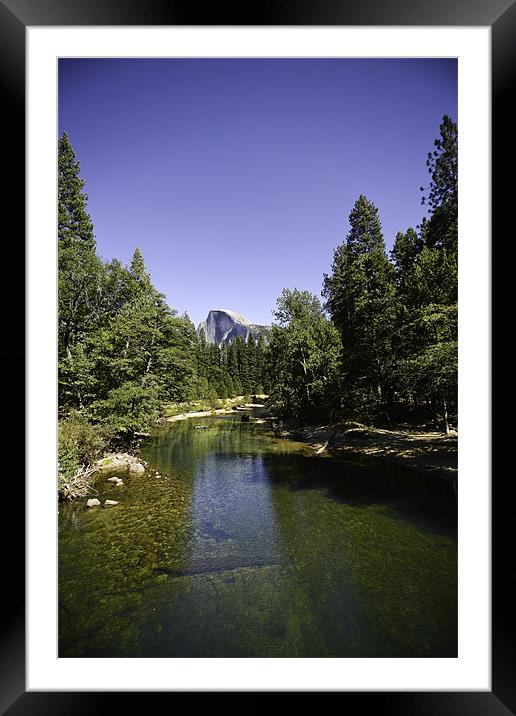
[59,415,457,657]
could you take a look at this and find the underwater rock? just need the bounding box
[86,498,101,508]
[129,462,145,474]
[104,500,119,507]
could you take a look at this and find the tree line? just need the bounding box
[58,115,457,489]
[264,115,457,432]
[58,132,266,487]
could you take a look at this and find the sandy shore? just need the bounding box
[280,421,458,479]
[166,408,234,422]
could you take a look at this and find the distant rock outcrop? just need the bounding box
[197,309,270,346]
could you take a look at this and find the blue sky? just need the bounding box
[58,58,457,327]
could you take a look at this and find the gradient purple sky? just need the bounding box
[58,58,457,327]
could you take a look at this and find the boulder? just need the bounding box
[86,498,101,508]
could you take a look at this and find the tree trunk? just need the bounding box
[300,347,311,404]
[442,394,449,434]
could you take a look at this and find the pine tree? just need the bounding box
[58,132,95,251]
[346,194,385,255]
[420,115,458,254]
[58,133,103,366]
[196,328,209,381]
[391,116,459,431]
[323,196,397,414]
[391,227,423,293]
[246,336,258,393]
[266,289,341,419]
[233,337,250,395]
[227,341,240,391]
[255,334,267,393]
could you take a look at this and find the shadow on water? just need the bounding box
[58,415,457,658]
[261,451,457,538]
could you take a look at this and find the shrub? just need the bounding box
[58,412,114,497]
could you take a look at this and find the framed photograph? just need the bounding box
[4,0,512,709]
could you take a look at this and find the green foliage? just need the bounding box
[207,387,220,410]
[58,412,113,483]
[317,117,457,426]
[91,381,160,434]
[393,303,457,399]
[403,247,457,308]
[266,289,341,419]
[58,114,458,446]
[346,194,385,255]
[420,115,458,254]
[58,134,202,440]
[323,195,397,413]
[391,227,423,296]
[58,132,95,251]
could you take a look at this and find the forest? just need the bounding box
[58,115,457,493]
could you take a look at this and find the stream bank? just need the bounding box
[59,412,457,658]
[277,420,458,482]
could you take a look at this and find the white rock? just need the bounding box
[104,500,118,507]
[129,462,145,474]
[86,498,101,508]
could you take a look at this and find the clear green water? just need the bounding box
[58,415,457,657]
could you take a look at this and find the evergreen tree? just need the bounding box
[420,115,458,254]
[266,289,341,419]
[157,314,199,404]
[207,343,224,397]
[196,328,209,381]
[224,374,235,398]
[58,132,104,371]
[227,341,240,392]
[390,116,458,431]
[346,194,385,255]
[129,247,152,287]
[246,336,258,393]
[323,196,397,414]
[391,227,423,294]
[86,249,168,431]
[255,334,267,393]
[58,132,95,251]
[234,337,251,395]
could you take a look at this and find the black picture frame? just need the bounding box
[4,0,512,710]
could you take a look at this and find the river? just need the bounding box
[58,413,457,657]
